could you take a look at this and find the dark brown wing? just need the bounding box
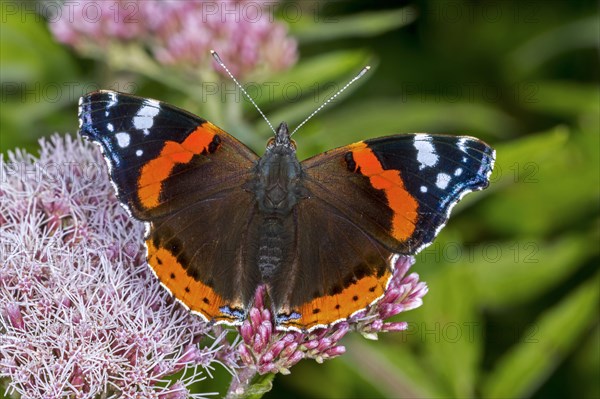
[270,196,395,331]
[272,134,494,330]
[146,185,261,324]
[79,91,261,324]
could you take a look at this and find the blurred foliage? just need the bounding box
[1,0,598,398]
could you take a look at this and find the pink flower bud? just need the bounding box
[267,340,286,359]
[325,346,346,358]
[6,303,24,329]
[240,321,254,343]
[249,307,263,329]
[383,321,409,332]
[238,344,254,364]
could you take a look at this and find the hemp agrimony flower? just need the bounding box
[49,0,298,79]
[0,135,235,398]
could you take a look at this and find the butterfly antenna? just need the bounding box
[290,65,371,136]
[211,50,276,135]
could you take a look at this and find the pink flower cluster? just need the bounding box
[348,256,428,339]
[49,0,298,79]
[237,286,348,376]
[235,256,428,377]
[0,136,233,398]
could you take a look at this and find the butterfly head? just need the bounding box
[266,122,296,153]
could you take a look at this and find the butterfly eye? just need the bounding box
[266,137,296,149]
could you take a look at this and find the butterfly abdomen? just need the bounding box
[256,218,286,280]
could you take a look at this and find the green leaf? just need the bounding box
[520,81,600,118]
[476,126,569,193]
[0,12,79,150]
[509,16,600,76]
[415,266,483,397]
[290,6,417,43]
[0,12,76,83]
[467,232,599,308]
[571,326,600,399]
[282,356,387,398]
[226,372,275,399]
[343,336,448,398]
[243,373,275,399]
[254,50,372,107]
[482,127,599,235]
[481,273,600,398]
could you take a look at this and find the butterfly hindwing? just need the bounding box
[270,197,396,331]
[146,185,261,324]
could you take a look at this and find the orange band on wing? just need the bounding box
[146,239,242,323]
[278,268,393,331]
[137,123,219,209]
[350,142,418,241]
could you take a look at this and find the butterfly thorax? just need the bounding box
[249,122,306,216]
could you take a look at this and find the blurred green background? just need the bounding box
[1,0,598,398]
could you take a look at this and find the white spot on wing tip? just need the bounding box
[133,104,161,130]
[436,173,451,189]
[414,135,438,170]
[458,137,469,153]
[115,132,130,148]
[411,138,495,257]
[107,92,117,108]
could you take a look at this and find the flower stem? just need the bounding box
[226,369,275,399]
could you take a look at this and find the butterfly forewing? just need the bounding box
[302,134,495,253]
[78,90,258,219]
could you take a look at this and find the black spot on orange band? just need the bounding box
[137,123,222,210]
[146,238,243,324]
[277,267,393,331]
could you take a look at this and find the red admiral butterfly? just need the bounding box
[78,62,494,332]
